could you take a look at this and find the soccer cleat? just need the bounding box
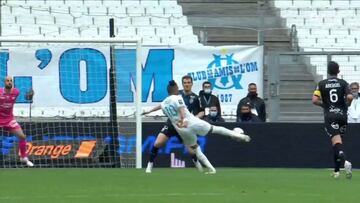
[205,167,216,175]
[331,171,340,179]
[145,162,153,173]
[233,128,251,142]
[344,160,352,179]
[193,160,204,173]
[20,157,34,167]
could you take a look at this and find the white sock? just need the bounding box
[195,146,215,171]
[211,125,237,137]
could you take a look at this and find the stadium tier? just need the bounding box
[0,0,199,45]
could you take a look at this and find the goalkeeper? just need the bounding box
[0,76,34,167]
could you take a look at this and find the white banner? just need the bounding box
[0,45,263,118]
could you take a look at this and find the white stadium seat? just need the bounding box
[151,16,169,26]
[127,6,145,16]
[137,26,155,36]
[145,6,164,16]
[131,16,150,25]
[169,16,188,26]
[155,26,174,36]
[108,6,127,17]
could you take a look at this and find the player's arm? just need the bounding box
[312,87,323,107]
[142,104,161,115]
[177,106,188,128]
[345,83,354,106]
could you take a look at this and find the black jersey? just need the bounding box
[316,77,350,116]
[179,90,204,115]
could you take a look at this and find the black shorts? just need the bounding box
[160,120,183,142]
[324,113,347,137]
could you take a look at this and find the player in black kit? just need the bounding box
[312,61,353,179]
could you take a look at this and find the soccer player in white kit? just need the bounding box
[143,80,250,174]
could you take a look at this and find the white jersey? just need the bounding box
[161,95,211,146]
[161,95,193,125]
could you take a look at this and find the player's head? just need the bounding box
[209,106,219,118]
[181,75,193,92]
[202,81,212,94]
[167,80,179,95]
[350,82,359,98]
[327,61,340,76]
[248,83,257,97]
[240,103,252,115]
[4,76,13,89]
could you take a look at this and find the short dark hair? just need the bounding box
[202,81,211,87]
[327,61,339,76]
[167,80,178,94]
[350,82,359,88]
[241,103,251,109]
[182,75,193,83]
[248,83,256,87]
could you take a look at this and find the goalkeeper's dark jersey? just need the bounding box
[315,77,350,116]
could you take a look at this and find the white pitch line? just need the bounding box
[0,192,224,200]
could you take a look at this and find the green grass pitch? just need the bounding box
[0,168,358,203]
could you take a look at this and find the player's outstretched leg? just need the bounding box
[211,126,250,142]
[193,146,216,174]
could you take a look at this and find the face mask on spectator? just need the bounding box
[209,111,218,117]
[352,92,359,98]
[204,88,212,94]
[241,112,251,118]
[249,92,257,98]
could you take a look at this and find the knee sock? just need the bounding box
[211,126,237,138]
[333,143,346,172]
[149,146,159,163]
[19,139,27,158]
[195,146,214,170]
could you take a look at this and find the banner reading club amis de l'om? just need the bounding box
[0,45,263,117]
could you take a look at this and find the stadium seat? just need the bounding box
[180,35,199,44]
[161,36,180,45]
[117,26,136,37]
[122,0,141,6]
[1,24,21,36]
[151,16,169,26]
[108,6,127,17]
[145,6,164,16]
[140,0,159,7]
[127,6,145,16]
[174,25,193,36]
[35,16,55,25]
[88,6,108,15]
[155,26,174,36]
[159,0,178,7]
[142,36,162,45]
[131,16,150,25]
[169,16,188,26]
[137,27,156,36]
[164,5,183,17]
[103,1,122,6]
[16,16,36,25]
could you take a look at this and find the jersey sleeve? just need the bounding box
[175,95,186,109]
[13,88,20,97]
[344,81,351,95]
